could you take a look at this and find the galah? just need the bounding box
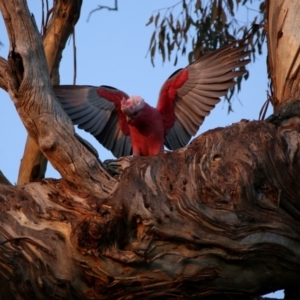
[54,40,250,157]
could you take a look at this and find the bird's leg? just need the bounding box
[103,156,133,177]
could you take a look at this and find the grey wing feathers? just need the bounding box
[165,40,250,150]
[95,111,132,158]
[164,120,191,150]
[54,85,132,157]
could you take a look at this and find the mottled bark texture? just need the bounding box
[1,119,300,299]
[17,0,82,185]
[0,0,300,299]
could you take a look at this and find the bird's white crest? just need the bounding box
[121,96,145,115]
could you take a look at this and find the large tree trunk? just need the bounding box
[0,0,299,299]
[17,0,82,185]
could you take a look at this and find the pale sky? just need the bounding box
[0,1,282,298]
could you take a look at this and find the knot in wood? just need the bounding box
[88,221,103,240]
[38,131,57,152]
[7,49,24,92]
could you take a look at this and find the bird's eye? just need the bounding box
[133,111,138,116]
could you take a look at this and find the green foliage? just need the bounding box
[146,0,265,65]
[146,0,266,106]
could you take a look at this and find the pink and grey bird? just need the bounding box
[54,40,250,157]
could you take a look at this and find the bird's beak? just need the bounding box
[126,115,132,123]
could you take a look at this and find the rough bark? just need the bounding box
[17,0,82,185]
[0,56,7,91]
[0,0,299,299]
[1,119,300,299]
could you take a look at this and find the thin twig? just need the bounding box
[43,6,53,38]
[73,29,77,85]
[41,0,44,34]
[152,1,182,13]
[259,94,271,120]
[87,0,118,22]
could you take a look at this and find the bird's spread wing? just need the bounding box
[54,85,132,157]
[156,40,251,150]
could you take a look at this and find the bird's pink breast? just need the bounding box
[128,104,164,156]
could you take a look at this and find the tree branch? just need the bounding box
[0,56,8,91]
[87,0,118,21]
[17,0,82,185]
[0,119,299,298]
[0,1,298,298]
[0,0,116,196]
[267,0,300,108]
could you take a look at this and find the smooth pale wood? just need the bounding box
[17,0,82,185]
[17,137,48,184]
[0,0,116,196]
[267,0,300,108]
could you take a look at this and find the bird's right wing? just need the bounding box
[54,85,132,158]
[156,40,250,150]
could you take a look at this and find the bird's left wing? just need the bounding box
[156,40,251,150]
[54,85,132,157]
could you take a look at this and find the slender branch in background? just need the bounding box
[259,93,271,120]
[152,1,183,13]
[87,0,118,21]
[41,0,51,36]
[73,29,77,85]
[41,0,44,33]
